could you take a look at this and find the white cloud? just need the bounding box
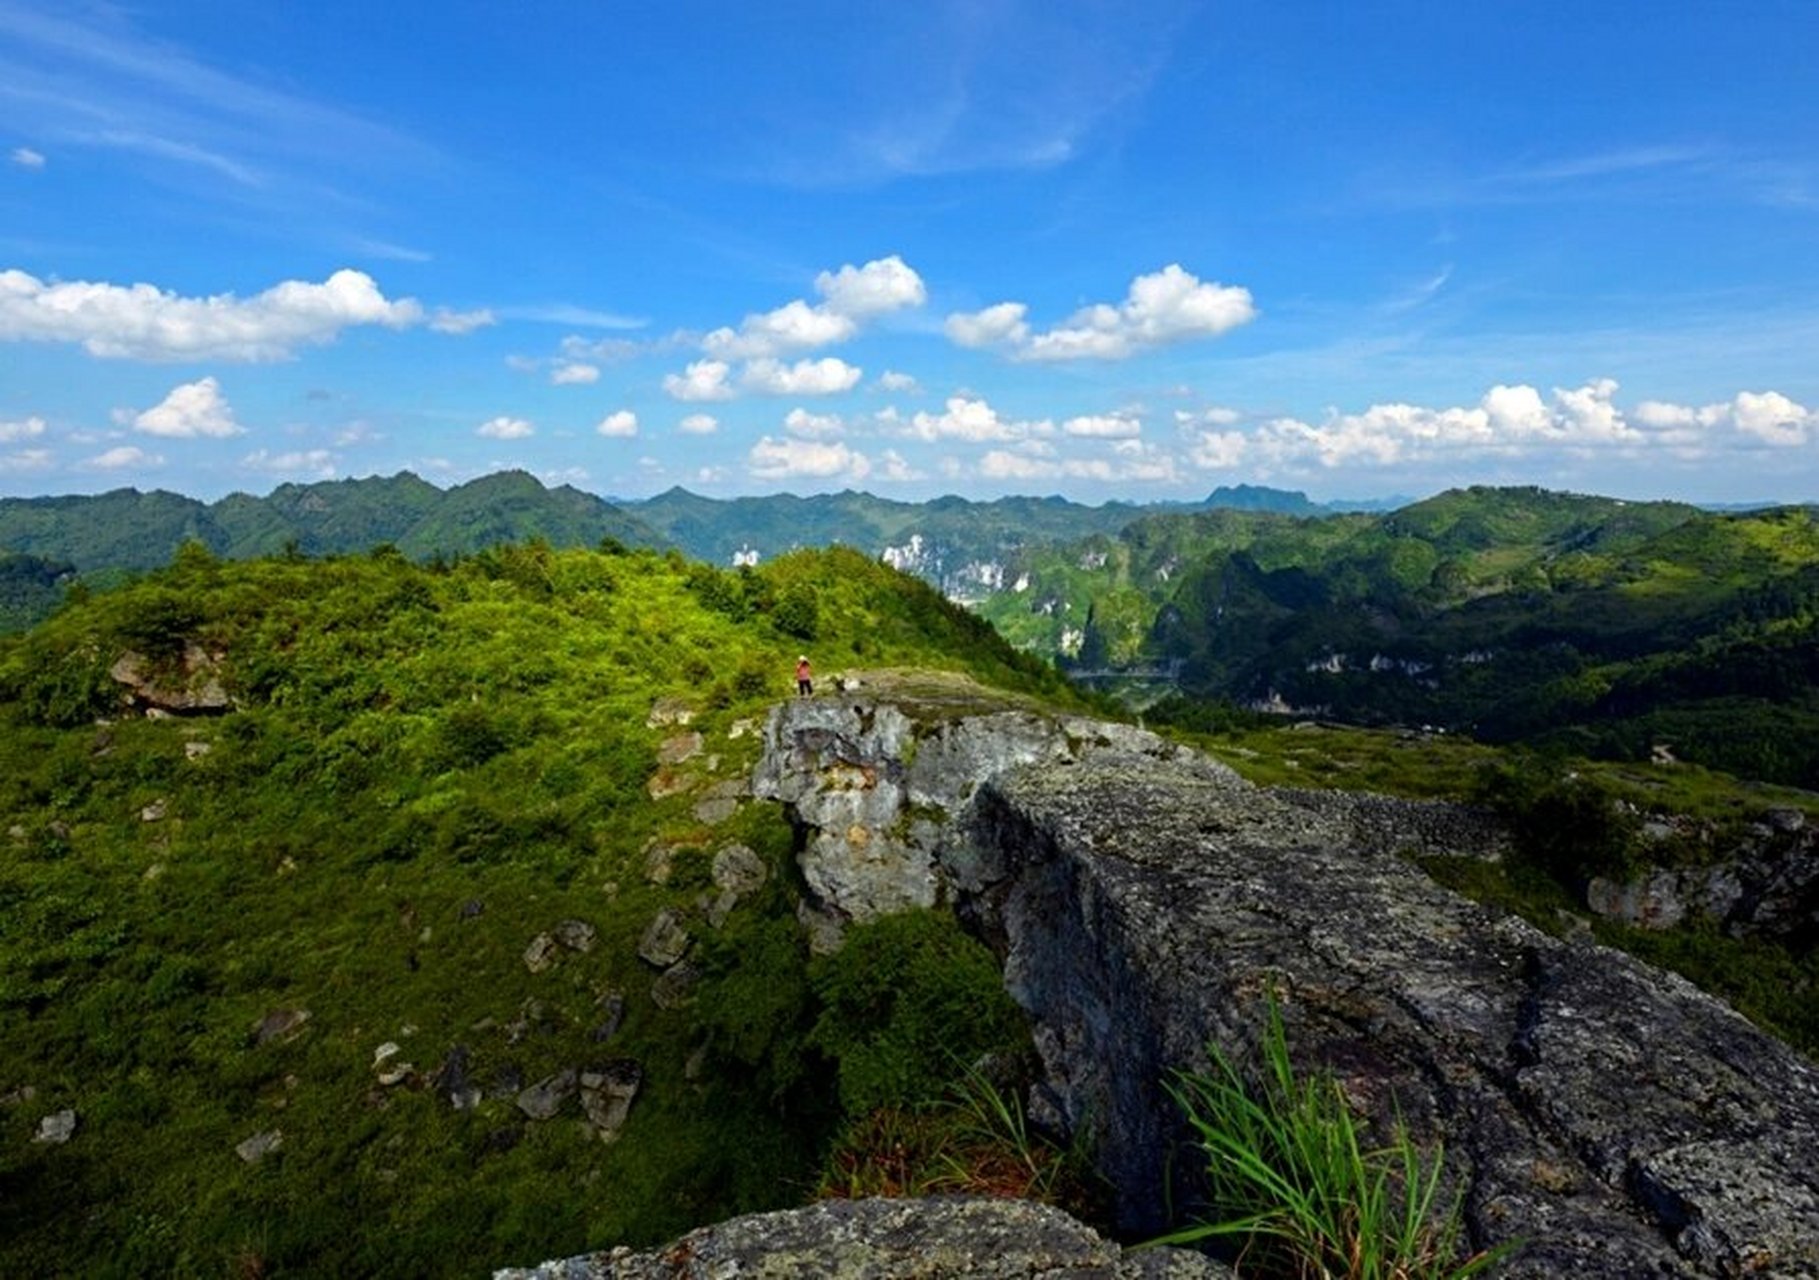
[0,267,426,362]
[741,356,863,396]
[0,415,47,442]
[87,445,161,470]
[1062,412,1142,439]
[428,307,495,335]
[132,376,243,438]
[1634,390,1812,447]
[705,301,854,360]
[814,255,927,318]
[784,408,845,438]
[906,395,1045,443]
[947,265,1256,362]
[663,359,735,402]
[551,361,600,385]
[678,413,719,436]
[1732,390,1811,446]
[1552,377,1631,442]
[701,255,925,359]
[595,410,638,438]
[10,147,45,170]
[748,436,872,482]
[477,416,534,440]
[976,438,1179,484]
[0,448,52,473]
[1188,430,1248,469]
[876,369,921,393]
[945,301,1030,350]
[875,449,923,482]
[541,466,592,486]
[241,448,336,478]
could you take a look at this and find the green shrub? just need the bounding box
[808,910,1023,1115]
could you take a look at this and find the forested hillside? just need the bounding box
[975,487,1819,787]
[0,542,1069,1276]
[0,472,662,613]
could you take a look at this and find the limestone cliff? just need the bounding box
[512,689,1819,1278]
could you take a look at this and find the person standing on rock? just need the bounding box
[795,655,813,697]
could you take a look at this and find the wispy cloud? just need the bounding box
[498,303,648,331]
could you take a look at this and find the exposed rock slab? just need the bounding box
[110,645,233,715]
[494,1196,1231,1279]
[954,753,1819,1278]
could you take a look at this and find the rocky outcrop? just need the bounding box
[495,1196,1232,1279]
[109,645,233,715]
[755,693,1819,1278]
[1586,817,1819,943]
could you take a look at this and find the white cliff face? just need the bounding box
[879,533,928,574]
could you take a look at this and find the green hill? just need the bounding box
[0,543,1069,1277]
[0,473,666,630]
[974,487,1819,787]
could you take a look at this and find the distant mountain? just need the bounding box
[0,471,665,626]
[972,485,1819,786]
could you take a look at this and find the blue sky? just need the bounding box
[2,0,1816,505]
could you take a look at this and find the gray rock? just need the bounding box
[516,1069,578,1121]
[749,696,1819,1278]
[578,1060,642,1142]
[590,993,625,1043]
[650,961,699,1011]
[184,740,212,761]
[645,697,694,728]
[637,908,691,968]
[692,779,746,825]
[110,644,233,715]
[523,933,559,973]
[431,1045,481,1110]
[658,731,704,765]
[140,799,167,822]
[495,1196,1232,1279]
[711,843,767,896]
[234,1130,281,1163]
[553,919,597,953]
[1585,869,1688,930]
[251,1007,311,1045]
[34,1109,76,1145]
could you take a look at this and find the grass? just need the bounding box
[1151,998,1512,1280]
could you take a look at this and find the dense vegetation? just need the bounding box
[979,487,1819,787]
[0,471,662,605]
[0,541,1071,1277]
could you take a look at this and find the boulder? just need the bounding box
[637,909,690,968]
[523,933,559,973]
[234,1130,281,1164]
[650,961,699,1011]
[493,1196,1232,1279]
[34,1109,76,1145]
[516,1069,578,1121]
[711,843,766,896]
[645,697,695,728]
[552,919,597,953]
[251,1007,311,1046]
[578,1060,642,1143]
[658,732,703,765]
[109,644,233,715]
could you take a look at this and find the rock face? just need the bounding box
[1586,825,1819,942]
[109,645,233,715]
[754,694,1819,1279]
[494,1196,1232,1279]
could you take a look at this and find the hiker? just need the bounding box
[795,655,813,697]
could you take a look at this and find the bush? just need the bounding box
[808,910,1023,1115]
[1477,759,1640,882]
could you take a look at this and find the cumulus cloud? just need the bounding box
[1634,390,1812,447]
[87,445,161,469]
[429,307,495,335]
[905,395,1047,443]
[944,301,1030,350]
[0,415,47,442]
[10,147,45,170]
[946,265,1255,362]
[976,438,1178,484]
[241,448,336,478]
[477,416,534,440]
[875,449,923,482]
[748,436,872,483]
[132,376,242,438]
[702,255,925,360]
[678,413,719,435]
[783,408,845,438]
[550,361,600,385]
[741,356,863,396]
[595,410,638,438]
[663,359,735,402]
[876,369,921,393]
[0,267,427,361]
